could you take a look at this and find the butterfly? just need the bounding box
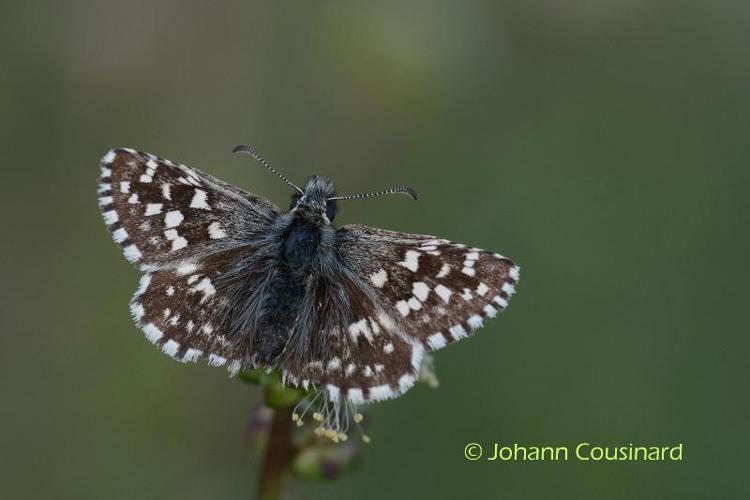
[98,145,519,427]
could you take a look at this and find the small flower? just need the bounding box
[292,441,361,480]
[247,402,273,452]
[418,353,440,388]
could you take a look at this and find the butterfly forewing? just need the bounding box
[98,148,279,270]
[335,225,519,352]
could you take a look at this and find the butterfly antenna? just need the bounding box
[329,186,418,201]
[232,144,304,194]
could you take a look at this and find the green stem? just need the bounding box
[258,387,295,500]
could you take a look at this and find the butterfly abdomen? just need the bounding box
[254,262,307,364]
[250,217,325,364]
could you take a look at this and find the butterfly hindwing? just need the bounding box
[130,247,255,372]
[280,272,425,403]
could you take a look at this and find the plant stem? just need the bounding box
[258,387,295,500]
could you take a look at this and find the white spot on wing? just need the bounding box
[191,277,216,303]
[164,210,184,228]
[493,295,508,308]
[509,266,520,281]
[377,312,396,331]
[144,203,162,216]
[227,360,242,375]
[189,189,211,210]
[207,354,226,366]
[326,385,340,403]
[398,250,421,272]
[434,284,452,303]
[368,318,381,334]
[427,332,448,350]
[182,349,202,362]
[484,304,498,317]
[370,269,388,288]
[176,263,199,275]
[142,323,163,344]
[123,244,142,262]
[348,319,373,342]
[399,374,415,392]
[396,300,410,317]
[135,274,151,295]
[449,324,468,340]
[103,210,118,225]
[369,384,394,401]
[162,339,180,357]
[102,150,116,164]
[164,229,188,251]
[437,263,450,278]
[468,315,483,328]
[130,302,144,321]
[208,221,227,239]
[112,228,128,243]
[412,282,430,301]
[476,282,489,296]
[411,343,425,370]
[348,388,365,404]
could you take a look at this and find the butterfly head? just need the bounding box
[232,144,417,226]
[290,176,338,223]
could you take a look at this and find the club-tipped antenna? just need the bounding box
[232,144,303,194]
[329,185,418,202]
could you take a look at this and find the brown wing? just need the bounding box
[98,148,279,270]
[98,148,280,371]
[280,224,519,404]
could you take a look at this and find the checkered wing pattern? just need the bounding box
[279,224,519,403]
[98,148,280,370]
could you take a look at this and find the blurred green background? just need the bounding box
[2,1,749,498]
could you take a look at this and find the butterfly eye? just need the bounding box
[290,194,302,210]
[325,200,337,222]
